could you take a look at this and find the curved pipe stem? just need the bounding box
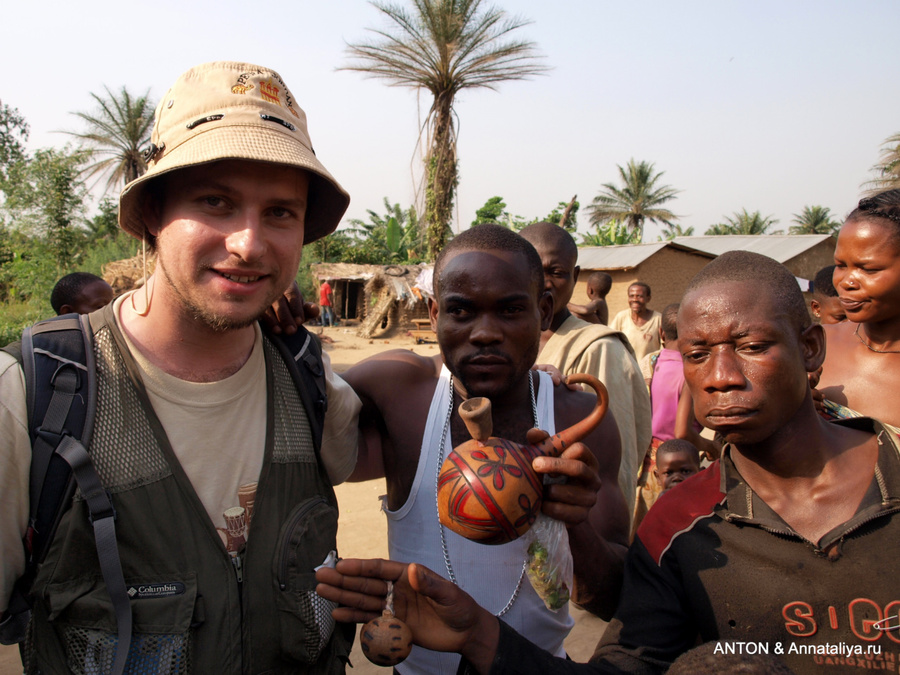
[535,374,609,458]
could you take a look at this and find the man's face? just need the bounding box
[654,451,700,492]
[149,160,309,332]
[525,238,578,322]
[431,249,552,399]
[71,280,114,315]
[627,284,649,312]
[678,281,822,447]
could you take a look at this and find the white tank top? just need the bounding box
[386,366,573,674]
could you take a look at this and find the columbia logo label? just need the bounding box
[126,582,186,599]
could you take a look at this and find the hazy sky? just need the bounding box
[3,0,898,240]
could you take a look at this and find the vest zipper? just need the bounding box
[232,552,244,584]
[279,496,327,590]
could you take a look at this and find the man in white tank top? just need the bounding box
[342,224,629,674]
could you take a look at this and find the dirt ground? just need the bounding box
[0,324,607,673]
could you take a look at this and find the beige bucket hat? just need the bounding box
[119,61,349,244]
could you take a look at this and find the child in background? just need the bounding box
[653,438,701,493]
[810,265,846,324]
[50,272,114,316]
[567,271,612,325]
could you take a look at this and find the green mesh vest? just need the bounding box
[23,306,352,674]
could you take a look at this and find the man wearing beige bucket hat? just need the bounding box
[0,61,360,673]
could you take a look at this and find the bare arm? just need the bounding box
[567,299,603,324]
[341,350,438,483]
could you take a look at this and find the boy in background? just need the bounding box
[567,271,612,325]
[810,265,846,324]
[50,272,114,315]
[653,439,701,493]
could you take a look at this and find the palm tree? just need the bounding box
[66,86,155,194]
[705,209,780,236]
[864,132,900,193]
[586,159,679,243]
[789,205,841,236]
[658,223,694,240]
[343,0,548,259]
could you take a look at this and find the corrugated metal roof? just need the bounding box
[669,235,832,263]
[576,242,713,271]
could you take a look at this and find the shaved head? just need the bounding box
[519,221,578,268]
[684,251,811,333]
[661,303,680,342]
[434,224,544,296]
[588,272,612,295]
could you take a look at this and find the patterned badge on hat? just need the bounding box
[231,70,259,96]
[260,78,281,106]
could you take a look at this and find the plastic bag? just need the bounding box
[525,512,573,611]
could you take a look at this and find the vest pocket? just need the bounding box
[43,574,197,674]
[273,496,340,664]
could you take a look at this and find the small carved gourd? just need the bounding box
[359,582,413,667]
[437,373,608,545]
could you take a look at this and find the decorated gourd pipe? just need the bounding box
[437,373,609,545]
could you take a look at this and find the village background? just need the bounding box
[0,0,897,670]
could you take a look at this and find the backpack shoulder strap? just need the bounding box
[1,314,133,672]
[22,314,97,559]
[264,325,328,455]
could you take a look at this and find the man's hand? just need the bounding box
[316,558,499,672]
[531,364,580,390]
[526,429,601,528]
[262,282,319,335]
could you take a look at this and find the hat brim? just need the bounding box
[119,122,349,245]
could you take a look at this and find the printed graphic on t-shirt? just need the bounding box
[216,481,258,553]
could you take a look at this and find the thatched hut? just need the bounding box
[310,263,433,338]
[102,253,156,295]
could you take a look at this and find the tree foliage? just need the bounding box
[658,223,694,240]
[580,220,641,246]
[471,195,579,231]
[0,106,138,342]
[66,86,155,194]
[789,205,841,236]
[864,132,900,193]
[472,196,508,226]
[3,146,90,269]
[705,209,780,236]
[544,197,579,232]
[343,0,548,259]
[0,101,29,192]
[345,197,424,262]
[586,159,679,243]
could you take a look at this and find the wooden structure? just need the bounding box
[409,318,436,344]
[310,263,434,338]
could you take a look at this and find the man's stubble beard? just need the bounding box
[156,255,275,333]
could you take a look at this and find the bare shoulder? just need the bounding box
[823,321,856,349]
[342,349,439,399]
[552,382,597,426]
